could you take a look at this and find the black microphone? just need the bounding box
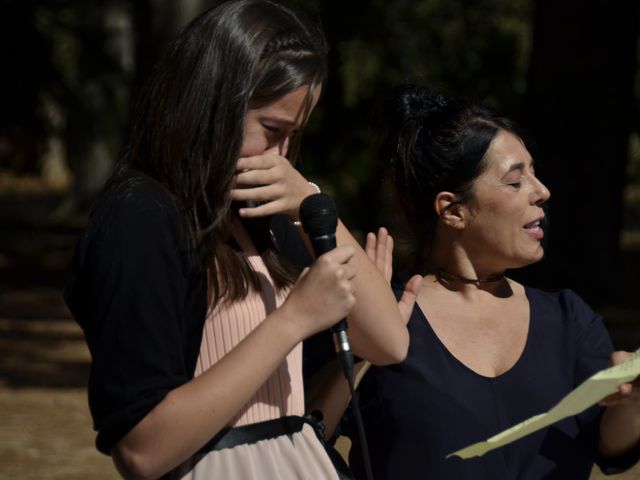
[299,193,354,382]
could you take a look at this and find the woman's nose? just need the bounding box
[533,177,551,206]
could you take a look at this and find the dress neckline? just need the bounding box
[412,285,534,381]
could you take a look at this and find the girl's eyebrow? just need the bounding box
[263,116,297,126]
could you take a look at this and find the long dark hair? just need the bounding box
[382,84,521,270]
[108,0,328,305]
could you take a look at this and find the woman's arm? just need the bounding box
[598,351,640,458]
[113,246,357,480]
[232,152,412,364]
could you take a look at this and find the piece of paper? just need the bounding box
[447,349,640,460]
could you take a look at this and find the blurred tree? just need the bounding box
[64,1,135,211]
[131,0,215,87]
[291,0,533,235]
[3,0,639,307]
[0,0,135,215]
[0,0,57,173]
[521,0,639,305]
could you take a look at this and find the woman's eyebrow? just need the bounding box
[505,162,526,173]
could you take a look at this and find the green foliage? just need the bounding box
[290,0,534,231]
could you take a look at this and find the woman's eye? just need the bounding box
[509,182,522,189]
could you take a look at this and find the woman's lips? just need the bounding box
[523,219,544,240]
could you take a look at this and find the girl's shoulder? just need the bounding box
[92,173,179,227]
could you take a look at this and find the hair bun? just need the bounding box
[385,84,448,130]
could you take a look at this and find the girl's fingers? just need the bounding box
[398,274,422,324]
[236,200,280,218]
[235,168,276,187]
[365,232,376,260]
[365,227,394,283]
[386,234,394,264]
[385,234,394,281]
[375,227,388,270]
[236,149,282,171]
[230,185,275,202]
[320,245,356,266]
[343,263,357,281]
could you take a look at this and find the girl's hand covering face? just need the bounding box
[231,146,318,221]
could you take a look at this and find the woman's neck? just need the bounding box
[426,239,509,296]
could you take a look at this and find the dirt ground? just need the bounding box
[1,226,640,479]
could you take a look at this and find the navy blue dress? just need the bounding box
[349,285,638,479]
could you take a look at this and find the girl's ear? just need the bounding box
[434,191,465,230]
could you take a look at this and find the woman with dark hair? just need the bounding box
[64,2,411,479]
[347,85,640,479]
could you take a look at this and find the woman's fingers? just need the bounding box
[598,351,640,407]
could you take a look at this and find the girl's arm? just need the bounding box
[232,151,412,364]
[113,246,357,480]
[305,229,422,439]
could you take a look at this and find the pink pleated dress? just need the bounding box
[170,234,339,480]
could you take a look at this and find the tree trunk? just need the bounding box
[522,0,639,306]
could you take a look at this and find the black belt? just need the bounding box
[200,415,312,452]
[198,413,354,479]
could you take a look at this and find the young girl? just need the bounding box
[65,2,409,478]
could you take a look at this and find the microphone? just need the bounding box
[299,193,354,382]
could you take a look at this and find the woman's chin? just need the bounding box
[509,248,544,270]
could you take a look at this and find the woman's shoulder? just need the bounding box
[523,284,589,307]
[523,284,601,327]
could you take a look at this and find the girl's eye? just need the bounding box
[263,124,281,134]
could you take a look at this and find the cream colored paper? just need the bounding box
[448,349,640,460]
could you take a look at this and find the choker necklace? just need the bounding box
[435,268,505,287]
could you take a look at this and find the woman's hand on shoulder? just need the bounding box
[281,245,357,340]
[599,351,640,408]
[231,146,317,221]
